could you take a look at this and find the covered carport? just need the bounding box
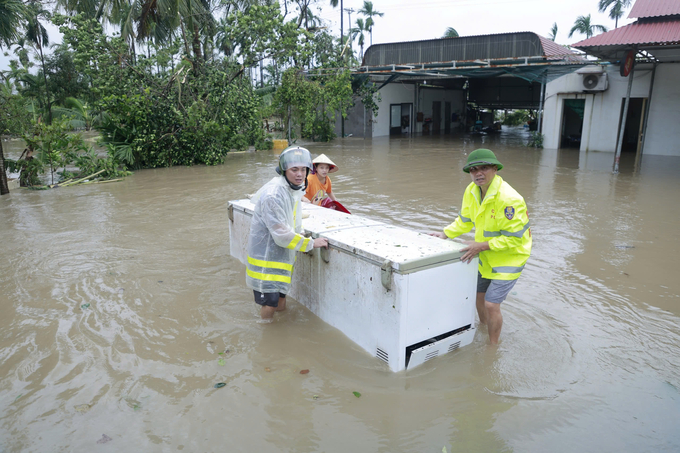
[330,32,586,138]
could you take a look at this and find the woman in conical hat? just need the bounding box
[303,154,339,206]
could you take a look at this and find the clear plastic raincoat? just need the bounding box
[246,176,314,294]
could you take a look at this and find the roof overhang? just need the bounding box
[573,18,680,62]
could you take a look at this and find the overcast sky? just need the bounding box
[1,0,635,72]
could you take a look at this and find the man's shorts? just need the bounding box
[253,290,286,307]
[477,273,517,304]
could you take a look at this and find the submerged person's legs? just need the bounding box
[477,275,517,344]
[254,291,284,319]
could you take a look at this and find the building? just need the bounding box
[541,0,680,161]
[334,32,584,139]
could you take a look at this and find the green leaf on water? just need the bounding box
[217,352,224,355]
[218,358,225,366]
[214,383,226,389]
[14,394,22,402]
[81,303,90,309]
[353,391,361,398]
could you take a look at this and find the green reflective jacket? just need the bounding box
[444,175,532,281]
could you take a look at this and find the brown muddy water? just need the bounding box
[1,129,679,452]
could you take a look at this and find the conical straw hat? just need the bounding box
[312,154,338,173]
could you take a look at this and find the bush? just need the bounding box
[527,132,544,148]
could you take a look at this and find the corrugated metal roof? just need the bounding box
[362,32,580,67]
[629,0,680,19]
[573,19,680,47]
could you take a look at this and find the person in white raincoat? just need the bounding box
[246,146,328,319]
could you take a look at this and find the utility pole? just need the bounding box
[340,0,344,49]
[344,7,355,63]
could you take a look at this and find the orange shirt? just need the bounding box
[305,173,332,205]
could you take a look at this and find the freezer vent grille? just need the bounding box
[448,341,461,353]
[425,350,439,362]
[376,348,389,363]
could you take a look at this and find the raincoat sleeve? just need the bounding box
[443,201,474,239]
[260,196,313,252]
[487,199,530,252]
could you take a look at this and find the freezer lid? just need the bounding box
[322,224,467,273]
[229,198,467,272]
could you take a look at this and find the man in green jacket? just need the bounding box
[430,149,532,344]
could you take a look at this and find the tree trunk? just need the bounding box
[0,137,9,196]
[39,44,53,125]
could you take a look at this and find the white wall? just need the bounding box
[643,63,680,156]
[543,63,680,156]
[373,83,465,137]
[374,84,416,137]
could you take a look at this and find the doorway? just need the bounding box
[560,99,585,149]
[444,102,451,134]
[432,101,441,134]
[616,98,646,154]
[390,103,413,136]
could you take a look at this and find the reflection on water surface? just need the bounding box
[1,128,679,452]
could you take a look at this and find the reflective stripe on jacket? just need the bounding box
[444,175,531,281]
[246,176,313,294]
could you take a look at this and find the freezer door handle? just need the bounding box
[381,260,393,291]
[320,246,330,263]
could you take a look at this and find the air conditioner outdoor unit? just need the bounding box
[581,73,608,91]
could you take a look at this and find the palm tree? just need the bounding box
[568,14,608,39]
[0,0,26,196]
[358,1,383,46]
[443,27,459,38]
[549,22,558,41]
[598,0,632,28]
[24,0,53,124]
[0,0,25,47]
[351,18,367,61]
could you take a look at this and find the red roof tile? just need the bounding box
[573,19,680,47]
[629,0,680,19]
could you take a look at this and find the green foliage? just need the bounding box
[274,68,352,142]
[73,147,132,179]
[527,132,544,148]
[226,4,310,70]
[22,119,89,184]
[0,89,33,136]
[502,110,531,126]
[4,6,360,177]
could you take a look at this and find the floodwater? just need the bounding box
[1,129,679,452]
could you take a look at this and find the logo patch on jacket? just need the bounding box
[504,206,515,220]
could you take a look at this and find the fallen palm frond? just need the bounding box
[58,169,106,187]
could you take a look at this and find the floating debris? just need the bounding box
[96,434,112,444]
[300,369,309,375]
[214,383,226,389]
[353,391,361,398]
[81,303,90,309]
[74,403,92,413]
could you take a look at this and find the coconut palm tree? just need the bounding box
[351,18,367,61]
[23,0,54,124]
[358,1,383,46]
[0,0,27,196]
[568,14,608,39]
[0,0,25,48]
[443,27,459,38]
[598,0,632,28]
[549,22,558,41]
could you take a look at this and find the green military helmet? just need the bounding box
[463,148,504,173]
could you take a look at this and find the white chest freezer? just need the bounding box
[229,199,478,372]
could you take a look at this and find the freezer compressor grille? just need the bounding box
[425,350,439,362]
[376,348,389,363]
[448,341,461,353]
